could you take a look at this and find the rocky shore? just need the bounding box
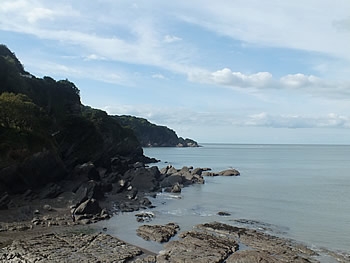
[1,165,349,263]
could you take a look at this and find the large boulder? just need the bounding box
[73,162,100,181]
[218,169,240,176]
[74,180,104,205]
[125,166,160,192]
[74,198,102,215]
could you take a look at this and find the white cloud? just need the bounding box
[84,54,106,61]
[104,102,350,130]
[174,0,350,61]
[152,74,166,79]
[245,112,350,129]
[163,35,182,43]
[189,68,350,99]
[279,74,320,88]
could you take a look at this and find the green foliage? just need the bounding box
[0,44,144,172]
[114,115,182,146]
[0,92,50,131]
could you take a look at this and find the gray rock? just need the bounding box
[137,223,179,242]
[43,204,53,211]
[226,250,277,263]
[218,168,240,176]
[39,183,62,199]
[157,227,238,263]
[0,233,145,262]
[125,166,160,192]
[74,198,102,215]
[74,180,104,204]
[217,211,231,216]
[0,192,10,210]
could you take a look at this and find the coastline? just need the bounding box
[1,167,350,262]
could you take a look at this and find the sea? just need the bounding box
[95,143,350,259]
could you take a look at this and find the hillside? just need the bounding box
[0,44,144,193]
[114,115,199,147]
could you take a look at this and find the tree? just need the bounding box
[0,92,48,131]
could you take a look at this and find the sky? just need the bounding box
[1,0,350,144]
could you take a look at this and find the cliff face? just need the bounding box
[0,44,143,194]
[113,115,199,147]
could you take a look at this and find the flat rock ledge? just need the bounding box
[156,221,349,263]
[0,232,156,263]
[137,223,180,243]
[157,227,239,263]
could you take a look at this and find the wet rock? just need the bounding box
[126,167,160,192]
[137,223,179,243]
[218,168,240,176]
[157,228,238,263]
[172,182,182,193]
[135,211,154,222]
[196,222,317,263]
[160,175,183,188]
[217,211,231,216]
[139,197,153,208]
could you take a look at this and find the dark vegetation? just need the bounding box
[0,44,198,195]
[114,115,199,147]
[0,44,142,192]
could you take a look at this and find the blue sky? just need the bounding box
[1,0,350,144]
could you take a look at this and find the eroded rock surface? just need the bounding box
[0,232,151,263]
[137,223,179,243]
[157,227,239,263]
[196,222,318,263]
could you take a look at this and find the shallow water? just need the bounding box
[96,144,350,255]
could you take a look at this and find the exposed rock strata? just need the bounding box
[157,226,239,263]
[203,168,240,176]
[0,232,154,262]
[137,223,180,243]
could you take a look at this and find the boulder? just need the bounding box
[137,223,179,242]
[125,166,160,192]
[74,180,104,205]
[73,162,101,181]
[164,182,182,193]
[74,198,102,215]
[160,175,183,188]
[217,211,231,216]
[218,169,240,176]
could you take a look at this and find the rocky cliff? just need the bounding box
[0,44,145,195]
[114,115,199,147]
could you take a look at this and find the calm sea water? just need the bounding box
[96,144,350,256]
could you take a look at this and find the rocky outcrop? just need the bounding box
[196,222,318,263]
[0,232,154,262]
[137,223,180,243]
[113,115,199,147]
[203,168,240,177]
[157,226,239,263]
[226,250,277,263]
[159,165,206,190]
